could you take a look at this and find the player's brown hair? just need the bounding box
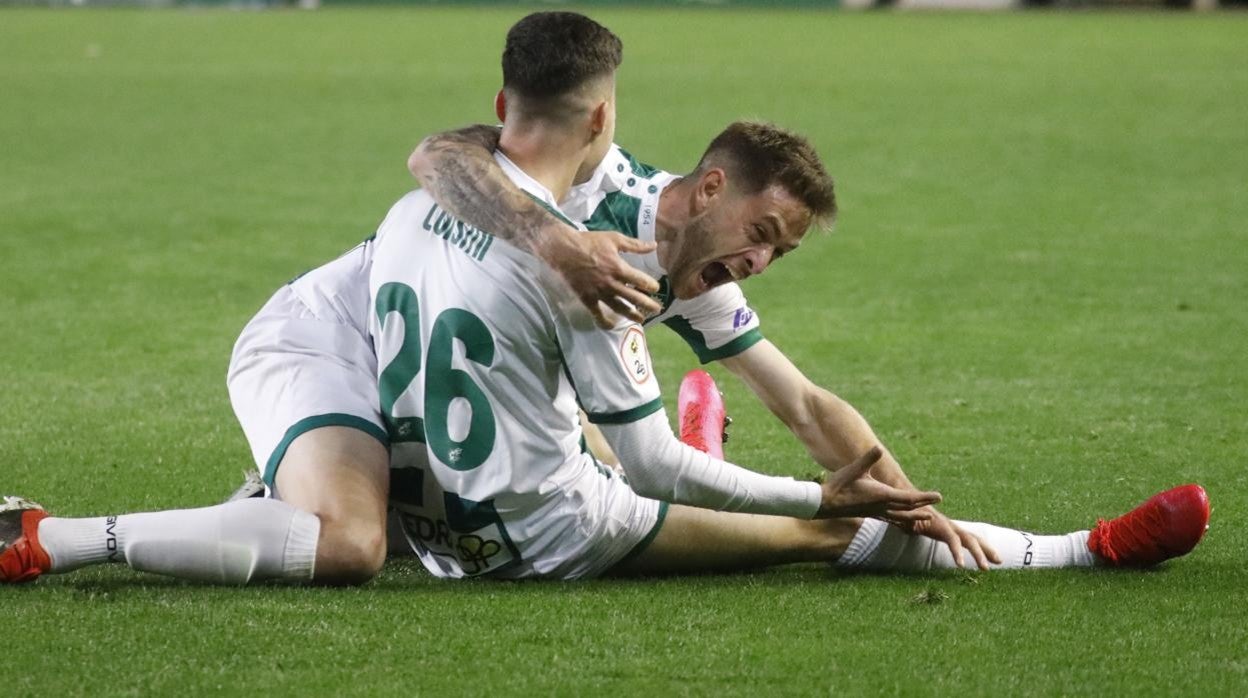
[695,122,837,228]
[502,12,622,103]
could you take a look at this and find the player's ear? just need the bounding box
[494,90,507,122]
[694,168,726,212]
[589,100,608,137]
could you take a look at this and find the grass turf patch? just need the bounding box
[2,7,1247,696]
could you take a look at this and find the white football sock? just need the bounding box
[836,517,1097,572]
[38,498,319,584]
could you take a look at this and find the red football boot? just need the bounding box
[0,496,52,584]
[677,369,731,459]
[1087,484,1210,567]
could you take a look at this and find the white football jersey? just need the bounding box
[369,153,663,579]
[565,145,765,363]
[282,143,764,372]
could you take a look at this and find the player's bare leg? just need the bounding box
[272,426,390,585]
[610,506,863,575]
[224,435,400,567]
[612,371,1213,578]
[0,426,389,586]
[609,483,1211,577]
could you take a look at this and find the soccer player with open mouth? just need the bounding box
[1,12,1210,587]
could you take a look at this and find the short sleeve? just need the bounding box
[656,282,764,364]
[553,312,663,425]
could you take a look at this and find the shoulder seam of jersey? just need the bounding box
[551,336,589,415]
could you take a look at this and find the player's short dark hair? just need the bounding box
[696,122,838,228]
[502,12,623,102]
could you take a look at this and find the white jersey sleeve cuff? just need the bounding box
[599,409,822,519]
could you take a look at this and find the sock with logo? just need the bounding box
[37,498,319,584]
[835,517,1096,571]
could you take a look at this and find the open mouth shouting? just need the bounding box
[699,260,743,291]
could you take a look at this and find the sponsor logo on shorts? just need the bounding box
[619,326,651,384]
[456,535,502,574]
[399,512,509,576]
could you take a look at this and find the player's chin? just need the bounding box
[669,272,703,300]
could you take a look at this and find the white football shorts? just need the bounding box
[391,455,668,580]
[227,243,387,485]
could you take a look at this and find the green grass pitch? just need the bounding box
[2,6,1247,695]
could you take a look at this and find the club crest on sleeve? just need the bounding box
[619,326,652,384]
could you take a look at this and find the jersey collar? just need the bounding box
[494,151,587,231]
[629,174,680,279]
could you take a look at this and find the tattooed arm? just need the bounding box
[408,125,660,327]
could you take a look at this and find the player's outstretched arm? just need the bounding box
[598,412,935,522]
[719,340,1000,568]
[408,125,661,327]
[719,339,915,487]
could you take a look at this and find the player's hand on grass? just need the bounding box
[816,446,942,519]
[539,228,662,329]
[901,510,1001,571]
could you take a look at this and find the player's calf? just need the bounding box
[610,504,862,576]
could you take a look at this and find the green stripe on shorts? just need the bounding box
[610,501,670,572]
[263,413,390,486]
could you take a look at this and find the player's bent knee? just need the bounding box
[270,427,391,585]
[312,516,387,585]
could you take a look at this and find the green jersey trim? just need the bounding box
[649,275,676,318]
[524,191,576,227]
[610,500,669,571]
[263,413,389,486]
[661,317,765,364]
[703,327,765,363]
[585,397,664,425]
[617,147,661,178]
[584,191,642,237]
